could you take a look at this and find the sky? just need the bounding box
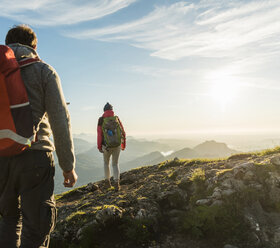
[1,0,280,139]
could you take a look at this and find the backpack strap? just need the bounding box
[18,57,40,68]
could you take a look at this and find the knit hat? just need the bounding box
[104,102,113,111]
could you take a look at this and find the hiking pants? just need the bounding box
[0,150,56,248]
[102,146,121,181]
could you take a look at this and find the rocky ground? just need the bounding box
[50,147,280,248]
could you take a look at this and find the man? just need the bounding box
[0,25,77,248]
[97,103,126,191]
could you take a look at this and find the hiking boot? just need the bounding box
[105,179,111,188]
[115,180,121,191]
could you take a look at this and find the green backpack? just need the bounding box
[102,116,122,148]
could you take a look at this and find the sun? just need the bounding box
[209,75,238,111]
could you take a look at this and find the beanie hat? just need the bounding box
[104,102,113,111]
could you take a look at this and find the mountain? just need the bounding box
[73,133,96,143]
[121,151,165,171]
[73,138,94,154]
[50,147,280,248]
[166,147,200,160]
[54,146,104,194]
[124,137,171,160]
[155,138,200,151]
[193,140,238,158]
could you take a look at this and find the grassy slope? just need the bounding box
[50,147,280,248]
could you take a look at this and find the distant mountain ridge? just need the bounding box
[119,140,239,172]
[193,140,238,157]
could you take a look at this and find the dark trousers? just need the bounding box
[0,150,56,248]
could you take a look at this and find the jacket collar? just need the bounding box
[8,43,40,61]
[102,110,114,118]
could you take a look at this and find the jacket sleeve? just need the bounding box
[43,65,75,172]
[97,117,103,150]
[118,117,126,150]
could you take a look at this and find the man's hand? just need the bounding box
[63,169,78,188]
[99,149,104,153]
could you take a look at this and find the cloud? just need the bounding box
[126,65,192,78]
[0,0,137,26]
[66,0,280,60]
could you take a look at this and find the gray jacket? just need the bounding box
[9,43,75,172]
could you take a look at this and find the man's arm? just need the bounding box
[43,65,77,187]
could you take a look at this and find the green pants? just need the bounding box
[0,150,56,248]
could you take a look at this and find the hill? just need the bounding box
[54,139,240,194]
[166,147,200,160]
[51,147,280,248]
[193,140,238,158]
[121,151,165,171]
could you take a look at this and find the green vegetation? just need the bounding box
[51,216,156,248]
[49,146,280,248]
[216,168,233,177]
[55,186,86,201]
[190,168,206,182]
[256,146,280,156]
[180,203,249,244]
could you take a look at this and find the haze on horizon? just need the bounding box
[0,0,279,137]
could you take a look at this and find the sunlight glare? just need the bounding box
[209,74,238,111]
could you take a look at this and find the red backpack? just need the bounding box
[0,45,39,156]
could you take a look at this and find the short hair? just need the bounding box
[5,24,37,49]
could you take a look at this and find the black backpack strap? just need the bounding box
[98,117,104,126]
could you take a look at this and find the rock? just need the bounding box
[135,209,147,219]
[219,171,233,180]
[76,228,83,240]
[168,209,185,217]
[221,189,235,196]
[158,188,187,208]
[248,232,261,245]
[233,162,254,173]
[95,206,123,224]
[233,170,245,180]
[273,227,280,243]
[211,190,222,199]
[243,170,256,181]
[178,176,192,191]
[221,179,233,189]
[211,200,224,206]
[85,182,99,192]
[196,199,212,206]
[249,183,263,191]
[52,147,280,248]
[271,156,280,166]
[224,245,239,248]
[244,214,260,231]
[64,231,69,238]
[211,187,222,199]
[230,179,245,191]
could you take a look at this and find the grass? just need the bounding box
[190,168,206,182]
[180,203,249,245]
[256,146,280,156]
[50,145,280,248]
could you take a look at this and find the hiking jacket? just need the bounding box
[97,110,126,150]
[8,43,75,172]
